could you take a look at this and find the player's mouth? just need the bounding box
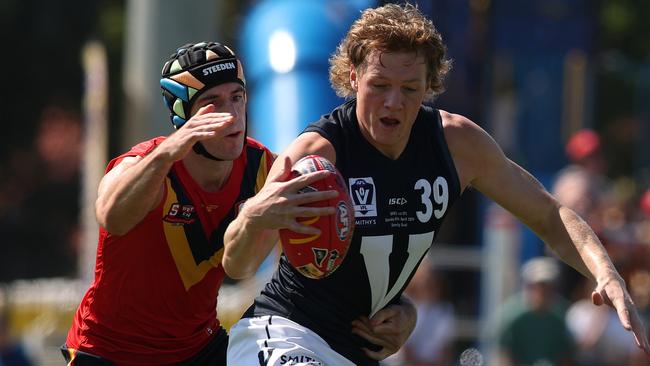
[380,117,400,127]
[225,131,243,139]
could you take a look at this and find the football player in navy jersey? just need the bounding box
[223,3,649,366]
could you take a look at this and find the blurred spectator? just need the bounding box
[497,256,574,366]
[632,187,650,247]
[640,189,650,218]
[566,277,638,366]
[383,256,456,366]
[553,128,608,230]
[0,312,33,366]
[0,102,81,281]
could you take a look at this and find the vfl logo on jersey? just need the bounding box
[349,177,377,217]
[163,203,196,224]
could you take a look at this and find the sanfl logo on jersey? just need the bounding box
[163,203,196,224]
[349,177,377,217]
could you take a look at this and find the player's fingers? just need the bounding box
[611,297,632,330]
[195,111,234,120]
[285,220,321,235]
[267,156,293,183]
[635,333,650,356]
[639,330,650,354]
[195,103,216,115]
[292,190,339,207]
[632,331,642,350]
[351,318,372,333]
[627,308,650,353]
[370,322,402,335]
[368,307,399,327]
[293,205,336,218]
[185,103,229,121]
[591,290,606,306]
[360,347,391,361]
[350,325,386,347]
[287,170,334,189]
[196,115,235,131]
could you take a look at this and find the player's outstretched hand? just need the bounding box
[350,301,417,360]
[240,156,338,235]
[592,274,650,355]
[156,104,235,162]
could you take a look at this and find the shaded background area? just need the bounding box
[0,0,649,365]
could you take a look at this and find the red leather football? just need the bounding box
[279,155,355,279]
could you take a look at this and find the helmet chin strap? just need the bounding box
[192,142,224,161]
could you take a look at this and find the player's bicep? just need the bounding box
[96,155,164,213]
[97,156,142,200]
[470,136,557,231]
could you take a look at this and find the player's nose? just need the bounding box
[383,87,403,110]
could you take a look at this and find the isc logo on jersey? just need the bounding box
[348,177,377,217]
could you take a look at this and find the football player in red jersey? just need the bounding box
[62,41,334,366]
[223,3,649,366]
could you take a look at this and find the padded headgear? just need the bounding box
[160,42,246,129]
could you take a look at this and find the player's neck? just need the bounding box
[182,154,233,192]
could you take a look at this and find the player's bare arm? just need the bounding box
[442,110,650,353]
[223,133,339,279]
[95,104,234,235]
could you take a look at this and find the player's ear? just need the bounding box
[350,65,358,91]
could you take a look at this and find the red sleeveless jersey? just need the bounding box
[66,137,273,365]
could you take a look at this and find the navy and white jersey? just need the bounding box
[245,99,461,365]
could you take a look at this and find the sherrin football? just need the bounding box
[279,155,355,279]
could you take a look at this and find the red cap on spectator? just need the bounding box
[640,188,650,217]
[566,129,601,162]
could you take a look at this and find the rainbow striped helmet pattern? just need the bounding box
[160,42,246,129]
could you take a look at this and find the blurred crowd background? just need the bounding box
[0,0,649,365]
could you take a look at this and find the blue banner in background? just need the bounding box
[240,0,375,153]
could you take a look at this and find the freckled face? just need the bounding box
[352,51,428,159]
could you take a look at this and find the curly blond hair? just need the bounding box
[329,3,452,102]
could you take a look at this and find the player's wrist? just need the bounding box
[596,269,624,287]
[237,201,267,234]
[147,145,180,167]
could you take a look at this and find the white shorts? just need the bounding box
[227,315,356,366]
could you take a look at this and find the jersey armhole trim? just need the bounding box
[433,109,462,198]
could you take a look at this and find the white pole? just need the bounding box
[80,41,108,284]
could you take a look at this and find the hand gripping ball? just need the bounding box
[279,155,355,279]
